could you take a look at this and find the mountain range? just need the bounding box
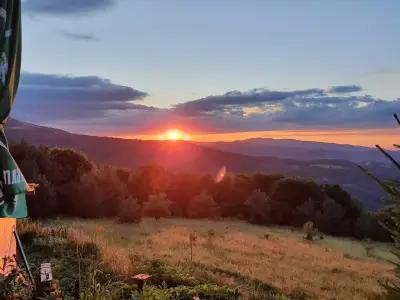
[5,118,399,211]
[200,139,400,163]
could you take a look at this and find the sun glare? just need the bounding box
[159,129,191,141]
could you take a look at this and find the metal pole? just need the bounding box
[13,229,35,285]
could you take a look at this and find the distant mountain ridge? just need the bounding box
[199,138,400,163]
[5,118,399,211]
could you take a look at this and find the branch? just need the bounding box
[394,113,400,126]
[376,145,400,171]
[358,165,399,196]
[358,165,382,185]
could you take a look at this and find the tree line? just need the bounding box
[11,142,389,241]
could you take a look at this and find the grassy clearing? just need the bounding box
[17,219,295,300]
[43,218,395,300]
[55,218,396,263]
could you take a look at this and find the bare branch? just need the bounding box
[376,145,400,170]
[394,113,400,126]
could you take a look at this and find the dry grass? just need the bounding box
[52,218,395,300]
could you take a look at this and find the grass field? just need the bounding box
[45,218,395,300]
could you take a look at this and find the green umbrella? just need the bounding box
[0,0,27,218]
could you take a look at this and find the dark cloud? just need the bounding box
[13,73,152,123]
[174,88,326,116]
[20,73,147,102]
[327,85,363,94]
[172,87,400,131]
[60,31,98,42]
[23,0,117,16]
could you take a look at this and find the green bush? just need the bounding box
[118,196,142,224]
[80,269,126,300]
[142,260,199,287]
[0,269,33,300]
[171,284,240,300]
[127,284,240,300]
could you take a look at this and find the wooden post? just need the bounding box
[14,229,35,284]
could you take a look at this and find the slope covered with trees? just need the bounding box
[12,142,389,241]
[6,118,398,211]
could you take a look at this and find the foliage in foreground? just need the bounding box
[361,113,400,299]
[0,268,33,300]
[11,219,246,300]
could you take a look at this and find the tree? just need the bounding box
[92,165,128,217]
[354,212,390,241]
[212,174,252,218]
[130,165,170,201]
[245,189,271,224]
[361,113,400,298]
[269,177,324,224]
[315,197,348,236]
[27,174,57,218]
[292,198,315,226]
[253,173,284,194]
[47,148,92,184]
[187,192,219,218]
[166,172,204,216]
[323,184,363,223]
[143,193,171,221]
[118,196,142,223]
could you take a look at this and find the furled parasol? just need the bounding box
[0,0,30,218]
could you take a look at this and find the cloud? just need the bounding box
[327,85,363,94]
[60,31,98,42]
[13,73,152,123]
[23,0,117,16]
[174,88,326,116]
[11,75,400,135]
[171,87,400,132]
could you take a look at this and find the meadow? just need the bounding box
[34,218,396,300]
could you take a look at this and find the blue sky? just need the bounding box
[12,0,400,139]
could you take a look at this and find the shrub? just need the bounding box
[187,192,219,218]
[354,212,390,241]
[171,284,240,300]
[118,196,142,223]
[245,189,270,224]
[302,221,318,241]
[80,269,126,300]
[0,265,33,300]
[141,260,199,287]
[143,193,171,221]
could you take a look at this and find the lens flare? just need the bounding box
[215,166,227,183]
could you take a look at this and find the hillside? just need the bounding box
[20,218,394,300]
[6,119,398,210]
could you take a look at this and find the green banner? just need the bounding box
[0,0,26,218]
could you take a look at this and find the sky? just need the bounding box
[11,0,400,147]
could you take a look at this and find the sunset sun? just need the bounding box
[159,129,191,141]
